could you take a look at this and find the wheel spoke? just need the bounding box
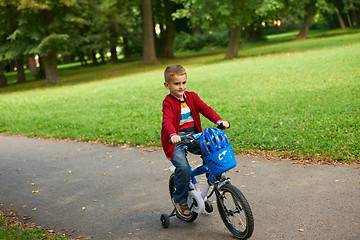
[217,184,254,239]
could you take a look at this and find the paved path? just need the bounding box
[0,135,359,239]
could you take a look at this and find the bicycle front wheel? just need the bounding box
[216,183,254,239]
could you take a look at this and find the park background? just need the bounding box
[0,0,359,238]
[1,0,359,166]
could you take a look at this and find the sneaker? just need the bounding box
[175,202,191,218]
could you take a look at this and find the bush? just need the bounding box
[174,31,229,51]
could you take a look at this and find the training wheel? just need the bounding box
[160,214,170,228]
[188,190,205,213]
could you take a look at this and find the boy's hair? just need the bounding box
[164,65,186,83]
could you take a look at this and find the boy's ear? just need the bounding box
[164,82,169,89]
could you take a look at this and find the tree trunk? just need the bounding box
[225,0,245,59]
[162,0,176,58]
[38,56,45,79]
[346,11,353,28]
[91,50,98,65]
[353,10,360,28]
[295,0,315,40]
[62,55,71,64]
[16,58,26,83]
[100,50,106,63]
[110,23,118,63]
[123,36,131,59]
[142,0,158,64]
[110,46,118,63]
[0,62,7,87]
[42,53,61,85]
[28,55,38,76]
[336,10,346,29]
[225,24,241,59]
[77,50,88,66]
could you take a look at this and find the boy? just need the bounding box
[161,65,229,218]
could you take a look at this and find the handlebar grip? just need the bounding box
[169,136,183,145]
[217,122,230,130]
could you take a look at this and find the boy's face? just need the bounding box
[164,74,187,100]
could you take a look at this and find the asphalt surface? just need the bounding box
[0,135,359,240]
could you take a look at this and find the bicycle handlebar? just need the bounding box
[169,122,230,145]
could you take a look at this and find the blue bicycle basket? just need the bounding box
[200,128,237,176]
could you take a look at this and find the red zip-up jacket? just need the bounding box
[161,91,222,160]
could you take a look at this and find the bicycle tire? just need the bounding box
[216,183,254,239]
[169,173,198,222]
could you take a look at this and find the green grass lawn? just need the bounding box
[1,29,359,163]
[0,210,66,239]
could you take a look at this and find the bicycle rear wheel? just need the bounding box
[216,183,254,239]
[169,173,198,222]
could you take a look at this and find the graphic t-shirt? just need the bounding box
[178,100,195,136]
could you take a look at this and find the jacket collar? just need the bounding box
[170,92,186,101]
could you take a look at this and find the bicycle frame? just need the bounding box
[161,125,254,239]
[169,144,229,214]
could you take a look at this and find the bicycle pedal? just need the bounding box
[175,211,193,220]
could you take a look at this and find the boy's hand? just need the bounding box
[171,134,181,144]
[221,121,230,129]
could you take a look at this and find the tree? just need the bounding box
[0,62,7,87]
[0,1,27,83]
[344,0,360,27]
[28,55,38,76]
[224,0,246,59]
[173,0,284,59]
[97,0,138,63]
[295,0,316,40]
[1,0,88,85]
[153,0,177,58]
[142,0,159,64]
[173,0,246,59]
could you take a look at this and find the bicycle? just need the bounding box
[160,124,254,239]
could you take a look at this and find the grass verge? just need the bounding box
[0,208,67,240]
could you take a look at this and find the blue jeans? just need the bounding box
[171,142,201,203]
